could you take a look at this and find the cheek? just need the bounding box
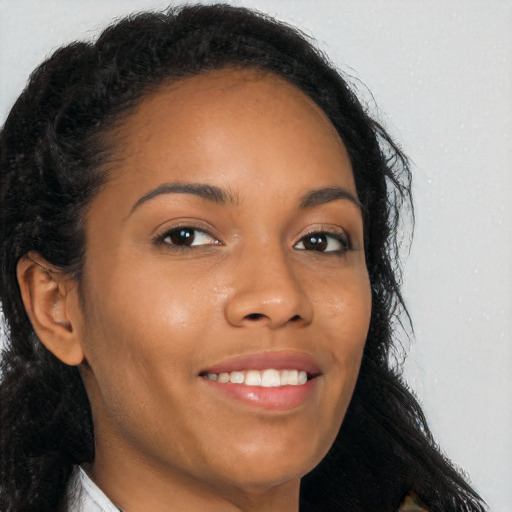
[316,268,372,396]
[78,272,207,438]
[79,258,230,396]
[316,267,372,341]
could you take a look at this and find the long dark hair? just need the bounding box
[0,4,486,511]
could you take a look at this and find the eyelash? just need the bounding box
[154,225,220,250]
[154,226,351,254]
[293,230,351,254]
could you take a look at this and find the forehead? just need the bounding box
[103,68,354,197]
[123,68,342,140]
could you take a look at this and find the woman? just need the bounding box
[0,4,487,512]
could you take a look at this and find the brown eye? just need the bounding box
[294,231,349,253]
[302,233,328,251]
[168,228,195,246]
[159,227,219,248]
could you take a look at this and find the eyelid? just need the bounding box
[293,226,351,253]
[152,221,222,248]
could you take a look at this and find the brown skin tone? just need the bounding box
[17,70,372,511]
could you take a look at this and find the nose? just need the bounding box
[224,245,314,329]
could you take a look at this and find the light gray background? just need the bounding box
[1,1,510,510]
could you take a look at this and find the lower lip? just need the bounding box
[201,377,318,411]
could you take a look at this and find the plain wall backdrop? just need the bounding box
[1,1,510,510]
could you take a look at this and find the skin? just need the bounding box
[19,69,372,511]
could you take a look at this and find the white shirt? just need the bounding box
[66,467,121,512]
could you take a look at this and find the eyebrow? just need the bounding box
[130,182,235,214]
[299,187,361,209]
[129,182,360,216]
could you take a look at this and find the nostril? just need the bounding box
[244,313,302,323]
[246,313,265,321]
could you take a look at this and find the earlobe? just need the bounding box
[16,253,85,366]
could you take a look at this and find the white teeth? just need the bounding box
[261,369,280,387]
[205,368,310,387]
[244,370,262,386]
[218,372,230,383]
[287,369,299,386]
[230,371,244,384]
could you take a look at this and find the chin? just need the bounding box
[207,431,332,493]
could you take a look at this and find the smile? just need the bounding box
[200,352,321,410]
[205,369,309,387]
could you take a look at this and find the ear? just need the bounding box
[16,252,85,366]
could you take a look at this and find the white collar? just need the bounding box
[67,466,121,512]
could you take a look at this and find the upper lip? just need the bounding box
[200,350,322,376]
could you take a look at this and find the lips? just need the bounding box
[199,351,321,410]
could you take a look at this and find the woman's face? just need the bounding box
[76,69,371,500]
